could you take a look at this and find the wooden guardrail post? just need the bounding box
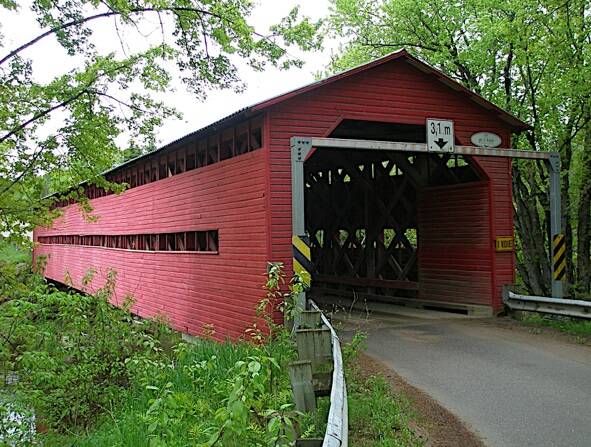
[299,310,322,329]
[288,360,317,413]
[295,326,332,370]
[292,301,347,446]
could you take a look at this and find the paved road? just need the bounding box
[336,308,591,447]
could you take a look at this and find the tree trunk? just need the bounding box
[576,124,591,293]
[513,163,551,295]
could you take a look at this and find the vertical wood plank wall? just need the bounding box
[267,60,514,311]
[34,150,269,339]
[417,182,492,306]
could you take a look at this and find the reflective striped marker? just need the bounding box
[292,235,313,288]
[553,234,566,281]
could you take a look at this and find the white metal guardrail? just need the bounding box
[309,300,348,447]
[504,291,591,319]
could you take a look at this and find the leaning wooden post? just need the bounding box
[288,360,317,413]
[299,310,322,329]
[295,326,332,370]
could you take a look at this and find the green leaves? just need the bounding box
[0,0,17,9]
[1,0,321,239]
[0,264,313,444]
[0,270,172,430]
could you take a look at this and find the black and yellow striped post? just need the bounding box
[292,234,313,289]
[552,234,566,282]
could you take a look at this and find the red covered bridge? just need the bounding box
[34,50,536,339]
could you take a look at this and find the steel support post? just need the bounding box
[291,137,313,319]
[548,153,564,298]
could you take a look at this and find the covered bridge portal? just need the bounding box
[291,137,560,316]
[34,50,562,340]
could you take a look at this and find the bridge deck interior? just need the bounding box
[305,120,483,303]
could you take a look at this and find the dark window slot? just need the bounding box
[51,115,265,211]
[186,153,196,170]
[250,126,262,150]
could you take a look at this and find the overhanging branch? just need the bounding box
[0,6,283,67]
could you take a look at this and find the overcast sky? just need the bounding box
[0,0,334,147]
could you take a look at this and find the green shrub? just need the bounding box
[37,334,299,446]
[0,270,171,430]
[1,264,304,446]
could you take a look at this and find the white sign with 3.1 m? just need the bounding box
[426,119,454,153]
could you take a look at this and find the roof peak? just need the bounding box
[249,48,528,131]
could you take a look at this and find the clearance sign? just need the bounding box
[495,236,514,252]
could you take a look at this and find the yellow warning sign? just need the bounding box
[552,234,566,281]
[495,236,514,252]
[292,235,313,288]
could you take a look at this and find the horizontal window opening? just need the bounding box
[52,115,264,208]
[37,230,219,253]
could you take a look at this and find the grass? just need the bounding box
[518,312,591,342]
[1,264,309,446]
[281,334,421,446]
[44,332,421,447]
[38,334,297,446]
[333,333,421,447]
[346,361,421,447]
[6,318,422,447]
[1,257,421,446]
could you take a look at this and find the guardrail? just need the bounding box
[311,300,348,447]
[504,290,591,319]
[289,301,348,447]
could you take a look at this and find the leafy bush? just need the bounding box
[0,240,33,302]
[0,393,36,446]
[1,263,304,446]
[0,270,171,430]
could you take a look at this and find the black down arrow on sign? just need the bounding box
[435,138,447,149]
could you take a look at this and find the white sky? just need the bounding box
[0,0,334,147]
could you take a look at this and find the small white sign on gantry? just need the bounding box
[426,118,454,153]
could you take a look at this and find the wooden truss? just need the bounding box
[304,148,481,296]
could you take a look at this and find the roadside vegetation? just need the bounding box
[1,262,304,446]
[343,334,421,447]
[517,313,591,343]
[1,248,421,446]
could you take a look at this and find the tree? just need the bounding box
[0,0,321,241]
[325,0,591,295]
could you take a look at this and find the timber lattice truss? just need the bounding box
[304,148,481,296]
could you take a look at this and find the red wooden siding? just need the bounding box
[34,149,269,340]
[478,156,515,310]
[266,59,515,309]
[417,182,492,305]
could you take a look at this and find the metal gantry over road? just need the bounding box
[290,136,564,308]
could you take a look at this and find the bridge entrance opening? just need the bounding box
[302,120,484,310]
